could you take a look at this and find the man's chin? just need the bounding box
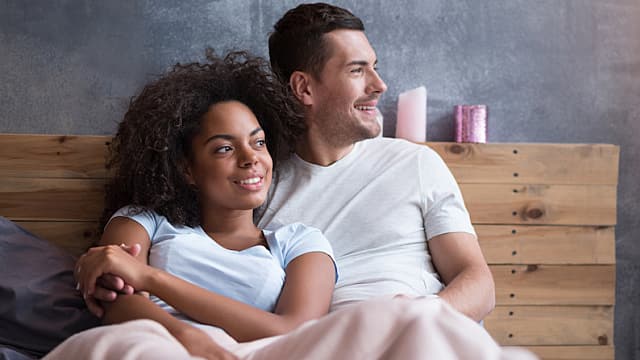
[362,121,381,139]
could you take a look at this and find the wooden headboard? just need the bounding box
[0,134,618,360]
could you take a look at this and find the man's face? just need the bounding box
[307,29,387,147]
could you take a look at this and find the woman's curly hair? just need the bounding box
[99,50,305,230]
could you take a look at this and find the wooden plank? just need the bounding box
[477,225,615,264]
[1,180,617,226]
[0,134,109,178]
[16,221,99,257]
[485,305,613,346]
[0,177,104,221]
[491,265,615,305]
[425,142,620,185]
[461,184,617,225]
[526,345,614,360]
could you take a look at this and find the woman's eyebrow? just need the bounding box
[204,127,263,144]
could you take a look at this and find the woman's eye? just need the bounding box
[215,146,233,153]
[256,139,266,147]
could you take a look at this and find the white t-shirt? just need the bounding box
[112,207,336,323]
[258,137,475,310]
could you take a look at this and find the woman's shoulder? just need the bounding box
[266,222,332,256]
[110,206,198,239]
[265,221,322,240]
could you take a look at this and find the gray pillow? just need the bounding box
[0,217,100,358]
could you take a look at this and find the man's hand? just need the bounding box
[76,243,141,317]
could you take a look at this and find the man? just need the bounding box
[261,2,494,321]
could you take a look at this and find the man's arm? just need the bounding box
[428,232,495,322]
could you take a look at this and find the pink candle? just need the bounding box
[454,105,488,143]
[395,86,427,142]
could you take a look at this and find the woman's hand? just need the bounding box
[173,325,239,360]
[75,243,154,298]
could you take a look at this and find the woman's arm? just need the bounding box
[102,294,236,360]
[78,240,336,341]
[79,217,237,359]
[149,251,335,341]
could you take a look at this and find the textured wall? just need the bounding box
[1,1,639,357]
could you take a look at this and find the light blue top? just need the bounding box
[111,206,337,323]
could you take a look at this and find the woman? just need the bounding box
[48,51,336,360]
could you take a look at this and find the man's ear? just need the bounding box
[289,71,314,106]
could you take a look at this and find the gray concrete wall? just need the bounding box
[1,1,638,357]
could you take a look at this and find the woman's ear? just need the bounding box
[289,71,313,106]
[182,161,196,186]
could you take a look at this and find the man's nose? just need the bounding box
[368,70,387,95]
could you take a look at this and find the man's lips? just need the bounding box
[354,99,379,114]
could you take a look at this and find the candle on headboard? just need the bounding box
[454,104,488,143]
[395,86,427,142]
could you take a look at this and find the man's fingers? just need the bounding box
[121,284,135,295]
[98,273,125,292]
[92,286,118,302]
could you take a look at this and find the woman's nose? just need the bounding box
[238,147,258,167]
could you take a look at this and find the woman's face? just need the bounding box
[185,100,273,212]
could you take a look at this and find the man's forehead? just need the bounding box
[324,29,377,65]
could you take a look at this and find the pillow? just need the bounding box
[0,217,100,358]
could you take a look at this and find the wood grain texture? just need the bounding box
[425,142,619,185]
[0,134,109,178]
[0,177,105,221]
[485,305,613,346]
[477,225,615,264]
[491,265,615,305]
[461,184,617,225]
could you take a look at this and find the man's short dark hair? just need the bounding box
[268,2,364,83]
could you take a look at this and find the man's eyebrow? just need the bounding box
[204,127,263,144]
[346,59,378,67]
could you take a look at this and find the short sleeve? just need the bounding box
[108,206,159,240]
[271,222,338,281]
[419,147,476,240]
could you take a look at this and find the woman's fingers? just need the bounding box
[120,242,142,257]
[78,245,120,295]
[76,244,146,297]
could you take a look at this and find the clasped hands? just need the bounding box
[74,243,144,317]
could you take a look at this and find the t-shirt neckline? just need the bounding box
[291,140,365,172]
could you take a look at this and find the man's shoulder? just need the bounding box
[360,137,438,158]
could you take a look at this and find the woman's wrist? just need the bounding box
[143,266,164,294]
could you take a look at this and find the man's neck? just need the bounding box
[295,133,355,167]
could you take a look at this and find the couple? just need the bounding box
[46,3,533,360]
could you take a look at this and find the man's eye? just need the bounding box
[215,146,233,153]
[350,68,363,74]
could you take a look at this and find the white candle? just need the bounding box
[395,86,427,142]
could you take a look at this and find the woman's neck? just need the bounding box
[199,208,264,251]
